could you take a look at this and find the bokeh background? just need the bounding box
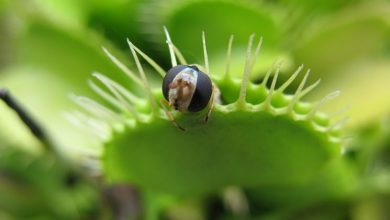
[0,0,390,219]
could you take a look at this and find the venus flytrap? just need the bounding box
[69,28,350,202]
[1,1,388,219]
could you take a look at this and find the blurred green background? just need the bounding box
[0,0,390,219]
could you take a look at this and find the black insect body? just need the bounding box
[162,65,213,112]
[160,65,216,130]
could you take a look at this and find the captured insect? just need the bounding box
[162,65,213,113]
[159,29,219,131]
[160,64,217,131]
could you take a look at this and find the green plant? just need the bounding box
[1,0,390,219]
[69,28,358,218]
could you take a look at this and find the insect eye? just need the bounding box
[188,65,199,71]
[187,70,212,112]
[162,65,188,101]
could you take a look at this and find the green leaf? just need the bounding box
[307,60,390,128]
[105,110,340,196]
[98,37,344,196]
[293,4,390,78]
[139,0,284,79]
[0,16,133,154]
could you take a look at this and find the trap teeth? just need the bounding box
[71,30,344,142]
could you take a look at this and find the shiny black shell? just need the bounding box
[162,65,212,112]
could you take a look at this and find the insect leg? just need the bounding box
[204,84,217,123]
[160,99,186,131]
